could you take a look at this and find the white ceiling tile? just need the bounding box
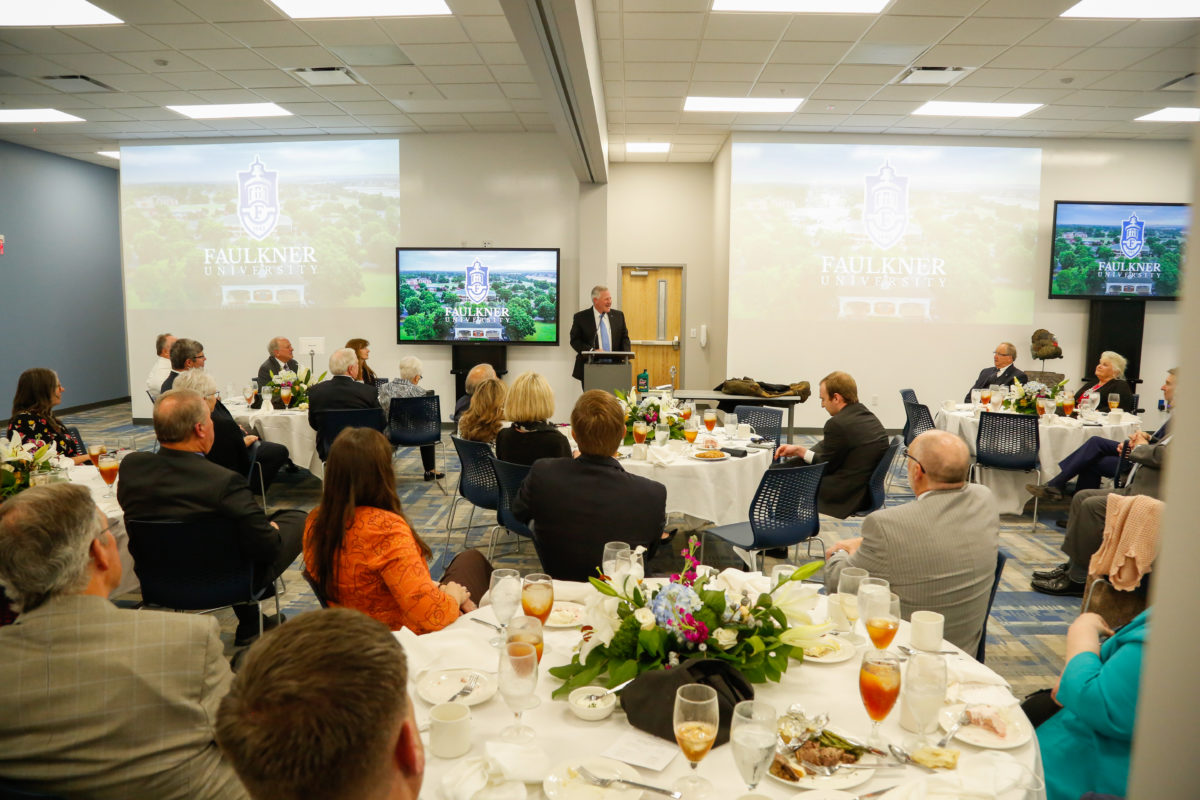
[254,86,325,102]
[353,66,427,84]
[139,24,243,50]
[692,61,763,81]
[1098,19,1200,48]
[861,15,961,45]
[600,39,623,60]
[0,76,51,93]
[0,29,97,54]
[625,80,688,97]
[380,86,444,101]
[121,107,184,122]
[216,22,315,48]
[605,80,623,97]
[222,69,302,88]
[623,96,683,110]
[1057,47,1158,71]
[313,85,385,101]
[85,93,160,108]
[1021,19,1130,47]
[98,0,202,23]
[941,17,1044,45]
[749,82,815,97]
[182,48,276,70]
[687,80,755,94]
[987,46,1081,69]
[856,99,922,115]
[354,113,415,124]
[255,46,342,68]
[397,44,483,66]
[974,0,1072,18]
[462,111,519,124]
[1086,71,1182,91]
[295,20,392,47]
[889,115,954,128]
[189,88,268,103]
[476,43,525,64]
[955,67,1045,87]
[93,73,181,92]
[116,51,209,73]
[623,123,679,133]
[933,85,1009,101]
[871,84,944,100]
[785,112,849,124]
[61,27,167,52]
[0,54,73,77]
[1126,48,1199,73]
[624,0,708,10]
[623,62,693,81]
[782,14,871,42]
[675,122,737,132]
[596,12,619,39]
[842,43,927,65]
[622,39,698,61]
[1058,89,1163,107]
[445,0,505,15]
[886,0,984,14]
[703,13,789,41]
[915,44,1005,67]
[808,83,878,99]
[405,112,469,126]
[420,65,493,83]
[823,64,904,84]
[1020,70,1107,89]
[625,111,682,123]
[184,0,286,22]
[770,41,854,64]
[489,64,533,82]
[501,83,540,99]
[329,100,399,114]
[460,17,515,43]
[377,18,470,45]
[439,83,506,99]
[1080,107,1147,121]
[623,13,705,40]
[44,52,144,74]
[997,87,1070,103]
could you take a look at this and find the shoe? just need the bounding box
[234,612,286,647]
[1055,519,1068,529]
[1025,483,1064,501]
[1031,573,1085,597]
[424,470,446,481]
[1032,563,1069,581]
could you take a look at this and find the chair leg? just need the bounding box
[1030,469,1040,532]
[1083,578,1105,613]
[446,479,463,530]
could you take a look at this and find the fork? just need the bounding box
[938,708,971,747]
[446,673,480,703]
[576,766,681,798]
[801,760,904,776]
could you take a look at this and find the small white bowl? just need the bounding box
[568,686,617,721]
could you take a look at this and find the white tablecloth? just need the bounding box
[68,464,140,599]
[935,407,1141,515]
[411,585,1044,800]
[226,398,323,479]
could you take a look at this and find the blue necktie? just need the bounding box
[599,313,610,351]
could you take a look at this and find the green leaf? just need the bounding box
[746,635,765,656]
[793,559,825,581]
[608,659,639,686]
[699,588,726,617]
[769,607,787,627]
[632,585,644,606]
[638,628,664,659]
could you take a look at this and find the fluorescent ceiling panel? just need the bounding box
[1135,107,1200,122]
[685,96,803,113]
[97,150,120,159]
[1061,0,1200,17]
[626,142,671,152]
[269,0,451,18]
[711,0,887,11]
[0,109,85,123]
[0,0,122,25]
[913,101,1042,118]
[167,103,293,119]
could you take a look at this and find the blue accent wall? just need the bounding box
[0,141,126,413]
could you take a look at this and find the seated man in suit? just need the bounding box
[160,337,206,394]
[774,371,888,519]
[824,431,999,654]
[1027,368,1175,502]
[0,483,249,800]
[216,609,424,800]
[964,341,1028,402]
[118,389,305,646]
[255,336,299,409]
[452,362,497,423]
[512,390,666,581]
[307,348,383,460]
[569,285,631,386]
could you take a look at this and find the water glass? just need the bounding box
[487,569,521,647]
[498,641,539,743]
[724,412,738,439]
[731,700,777,791]
[602,541,630,579]
[770,563,797,588]
[902,653,947,746]
[655,422,669,446]
[970,388,983,408]
[836,567,869,644]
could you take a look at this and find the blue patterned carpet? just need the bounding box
[70,402,1078,696]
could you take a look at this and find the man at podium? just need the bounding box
[569,285,631,386]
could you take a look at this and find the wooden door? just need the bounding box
[620,266,682,389]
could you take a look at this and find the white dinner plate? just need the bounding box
[545,601,586,629]
[938,703,1032,750]
[690,450,729,462]
[801,634,855,665]
[543,756,642,800]
[767,752,874,792]
[416,668,497,707]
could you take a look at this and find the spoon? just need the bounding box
[898,644,958,657]
[888,744,937,774]
[582,677,634,704]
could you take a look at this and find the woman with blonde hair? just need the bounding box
[345,338,377,385]
[458,378,506,444]
[1074,350,1134,413]
[495,371,571,465]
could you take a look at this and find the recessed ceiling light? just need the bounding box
[268,0,451,18]
[166,103,292,119]
[97,151,120,159]
[1135,107,1200,122]
[1061,0,1200,18]
[712,0,887,11]
[912,101,1042,118]
[626,142,671,153]
[0,0,122,26]
[0,109,85,123]
[684,96,803,113]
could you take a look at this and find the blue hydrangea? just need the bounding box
[649,583,702,628]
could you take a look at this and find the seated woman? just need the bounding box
[6,368,89,464]
[458,378,506,444]
[1074,350,1135,413]
[175,369,256,477]
[1026,609,1149,800]
[378,356,444,481]
[346,337,377,385]
[304,427,493,633]
[495,371,571,465]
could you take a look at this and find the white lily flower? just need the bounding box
[779,621,836,649]
[579,595,622,661]
[773,582,820,625]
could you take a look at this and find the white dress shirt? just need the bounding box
[145,356,172,398]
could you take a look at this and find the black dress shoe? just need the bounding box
[1031,573,1085,597]
[1055,519,1068,529]
[234,612,286,647]
[1032,563,1069,581]
[1025,483,1064,501]
[424,470,446,481]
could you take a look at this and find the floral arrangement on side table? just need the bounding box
[268,368,325,408]
[614,389,685,445]
[549,537,832,699]
[1,432,70,501]
[1002,376,1068,415]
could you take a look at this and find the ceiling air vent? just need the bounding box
[895,66,972,86]
[39,75,115,93]
[291,67,360,87]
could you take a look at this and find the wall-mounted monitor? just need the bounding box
[395,248,560,344]
[1049,201,1188,301]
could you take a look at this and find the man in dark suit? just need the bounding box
[452,363,498,424]
[307,348,383,460]
[963,341,1027,402]
[118,389,305,646]
[512,390,665,581]
[569,285,632,385]
[254,336,299,409]
[160,337,206,394]
[774,371,888,519]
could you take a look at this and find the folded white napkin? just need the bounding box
[708,567,770,598]
[440,759,527,800]
[484,742,551,783]
[944,655,1016,707]
[553,580,601,605]
[880,752,1032,799]
[395,627,496,678]
[646,446,674,466]
[945,656,1010,688]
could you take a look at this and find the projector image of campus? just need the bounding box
[396,264,559,343]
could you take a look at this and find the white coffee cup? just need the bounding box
[1109,410,1124,424]
[942,400,955,412]
[429,702,471,759]
[630,443,648,461]
[737,423,753,439]
[910,610,945,652]
[826,593,851,632]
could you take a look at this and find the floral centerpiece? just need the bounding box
[1,432,70,502]
[1002,376,1068,415]
[614,389,685,444]
[268,368,324,408]
[548,537,832,699]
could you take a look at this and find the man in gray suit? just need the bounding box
[0,483,248,800]
[824,430,999,655]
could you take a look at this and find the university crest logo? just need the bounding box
[863,161,909,250]
[465,259,490,303]
[1120,213,1145,259]
[237,156,279,241]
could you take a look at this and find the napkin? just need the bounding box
[944,655,1017,707]
[484,742,551,783]
[646,446,674,466]
[440,759,527,800]
[395,626,496,677]
[707,568,770,598]
[880,752,1032,799]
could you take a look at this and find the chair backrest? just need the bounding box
[976,549,1008,663]
[374,377,390,388]
[1131,392,1141,414]
[319,407,386,457]
[488,456,533,538]
[245,439,261,478]
[899,388,918,406]
[746,462,825,549]
[975,411,1039,471]
[1113,443,1132,489]
[902,402,935,446]
[387,395,442,447]
[301,569,331,609]
[451,435,500,510]
[858,436,901,515]
[124,518,260,610]
[734,405,784,447]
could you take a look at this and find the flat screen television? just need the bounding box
[395,247,560,344]
[1049,201,1188,301]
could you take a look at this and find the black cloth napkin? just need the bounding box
[619,658,754,747]
[720,447,748,458]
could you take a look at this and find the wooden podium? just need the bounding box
[581,350,635,394]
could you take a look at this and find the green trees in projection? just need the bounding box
[504,308,537,340]
[306,227,365,305]
[401,288,452,340]
[536,298,557,322]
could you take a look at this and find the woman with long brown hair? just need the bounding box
[344,337,377,385]
[302,427,492,633]
[6,368,89,464]
[458,378,507,444]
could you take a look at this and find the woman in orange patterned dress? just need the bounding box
[303,427,492,633]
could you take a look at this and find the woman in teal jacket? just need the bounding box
[1037,609,1150,800]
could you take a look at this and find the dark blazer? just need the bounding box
[254,357,300,408]
[160,370,181,394]
[781,402,888,519]
[569,307,632,382]
[1074,378,1135,413]
[964,364,1028,402]
[452,393,471,423]
[307,375,383,458]
[207,413,251,477]
[117,448,282,566]
[511,454,665,581]
[495,422,572,465]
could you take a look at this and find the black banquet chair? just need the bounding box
[446,435,500,543]
[317,407,386,460]
[387,395,446,493]
[487,456,535,560]
[854,435,901,517]
[734,404,784,448]
[972,411,1041,531]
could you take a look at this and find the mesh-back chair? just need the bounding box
[64,426,87,457]
[1131,392,1141,414]
[902,402,935,446]
[899,389,918,444]
[375,377,390,388]
[854,436,901,517]
[703,462,826,572]
[734,405,784,448]
[125,517,279,639]
[318,407,386,460]
[487,456,534,560]
[301,569,331,609]
[447,436,500,545]
[387,396,446,493]
[976,550,1008,664]
[246,439,267,507]
[972,411,1041,530]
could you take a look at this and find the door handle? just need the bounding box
[630,340,677,346]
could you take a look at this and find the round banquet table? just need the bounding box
[68,463,141,599]
[935,406,1141,515]
[406,581,1046,800]
[226,398,324,479]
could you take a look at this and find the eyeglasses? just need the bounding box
[901,447,924,472]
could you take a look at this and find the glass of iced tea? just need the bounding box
[862,588,900,650]
[1108,393,1120,411]
[980,388,991,406]
[279,385,292,408]
[97,453,119,498]
[1063,395,1076,416]
[683,419,698,448]
[87,443,107,465]
[681,403,693,422]
[521,573,553,625]
[506,616,544,663]
[859,651,901,747]
[673,683,719,798]
[703,409,717,432]
[632,421,648,444]
[243,385,256,405]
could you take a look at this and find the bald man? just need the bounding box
[824,430,999,654]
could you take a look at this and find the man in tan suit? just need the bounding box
[0,484,248,800]
[824,430,999,654]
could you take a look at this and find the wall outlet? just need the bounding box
[871,394,879,406]
[690,327,697,338]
